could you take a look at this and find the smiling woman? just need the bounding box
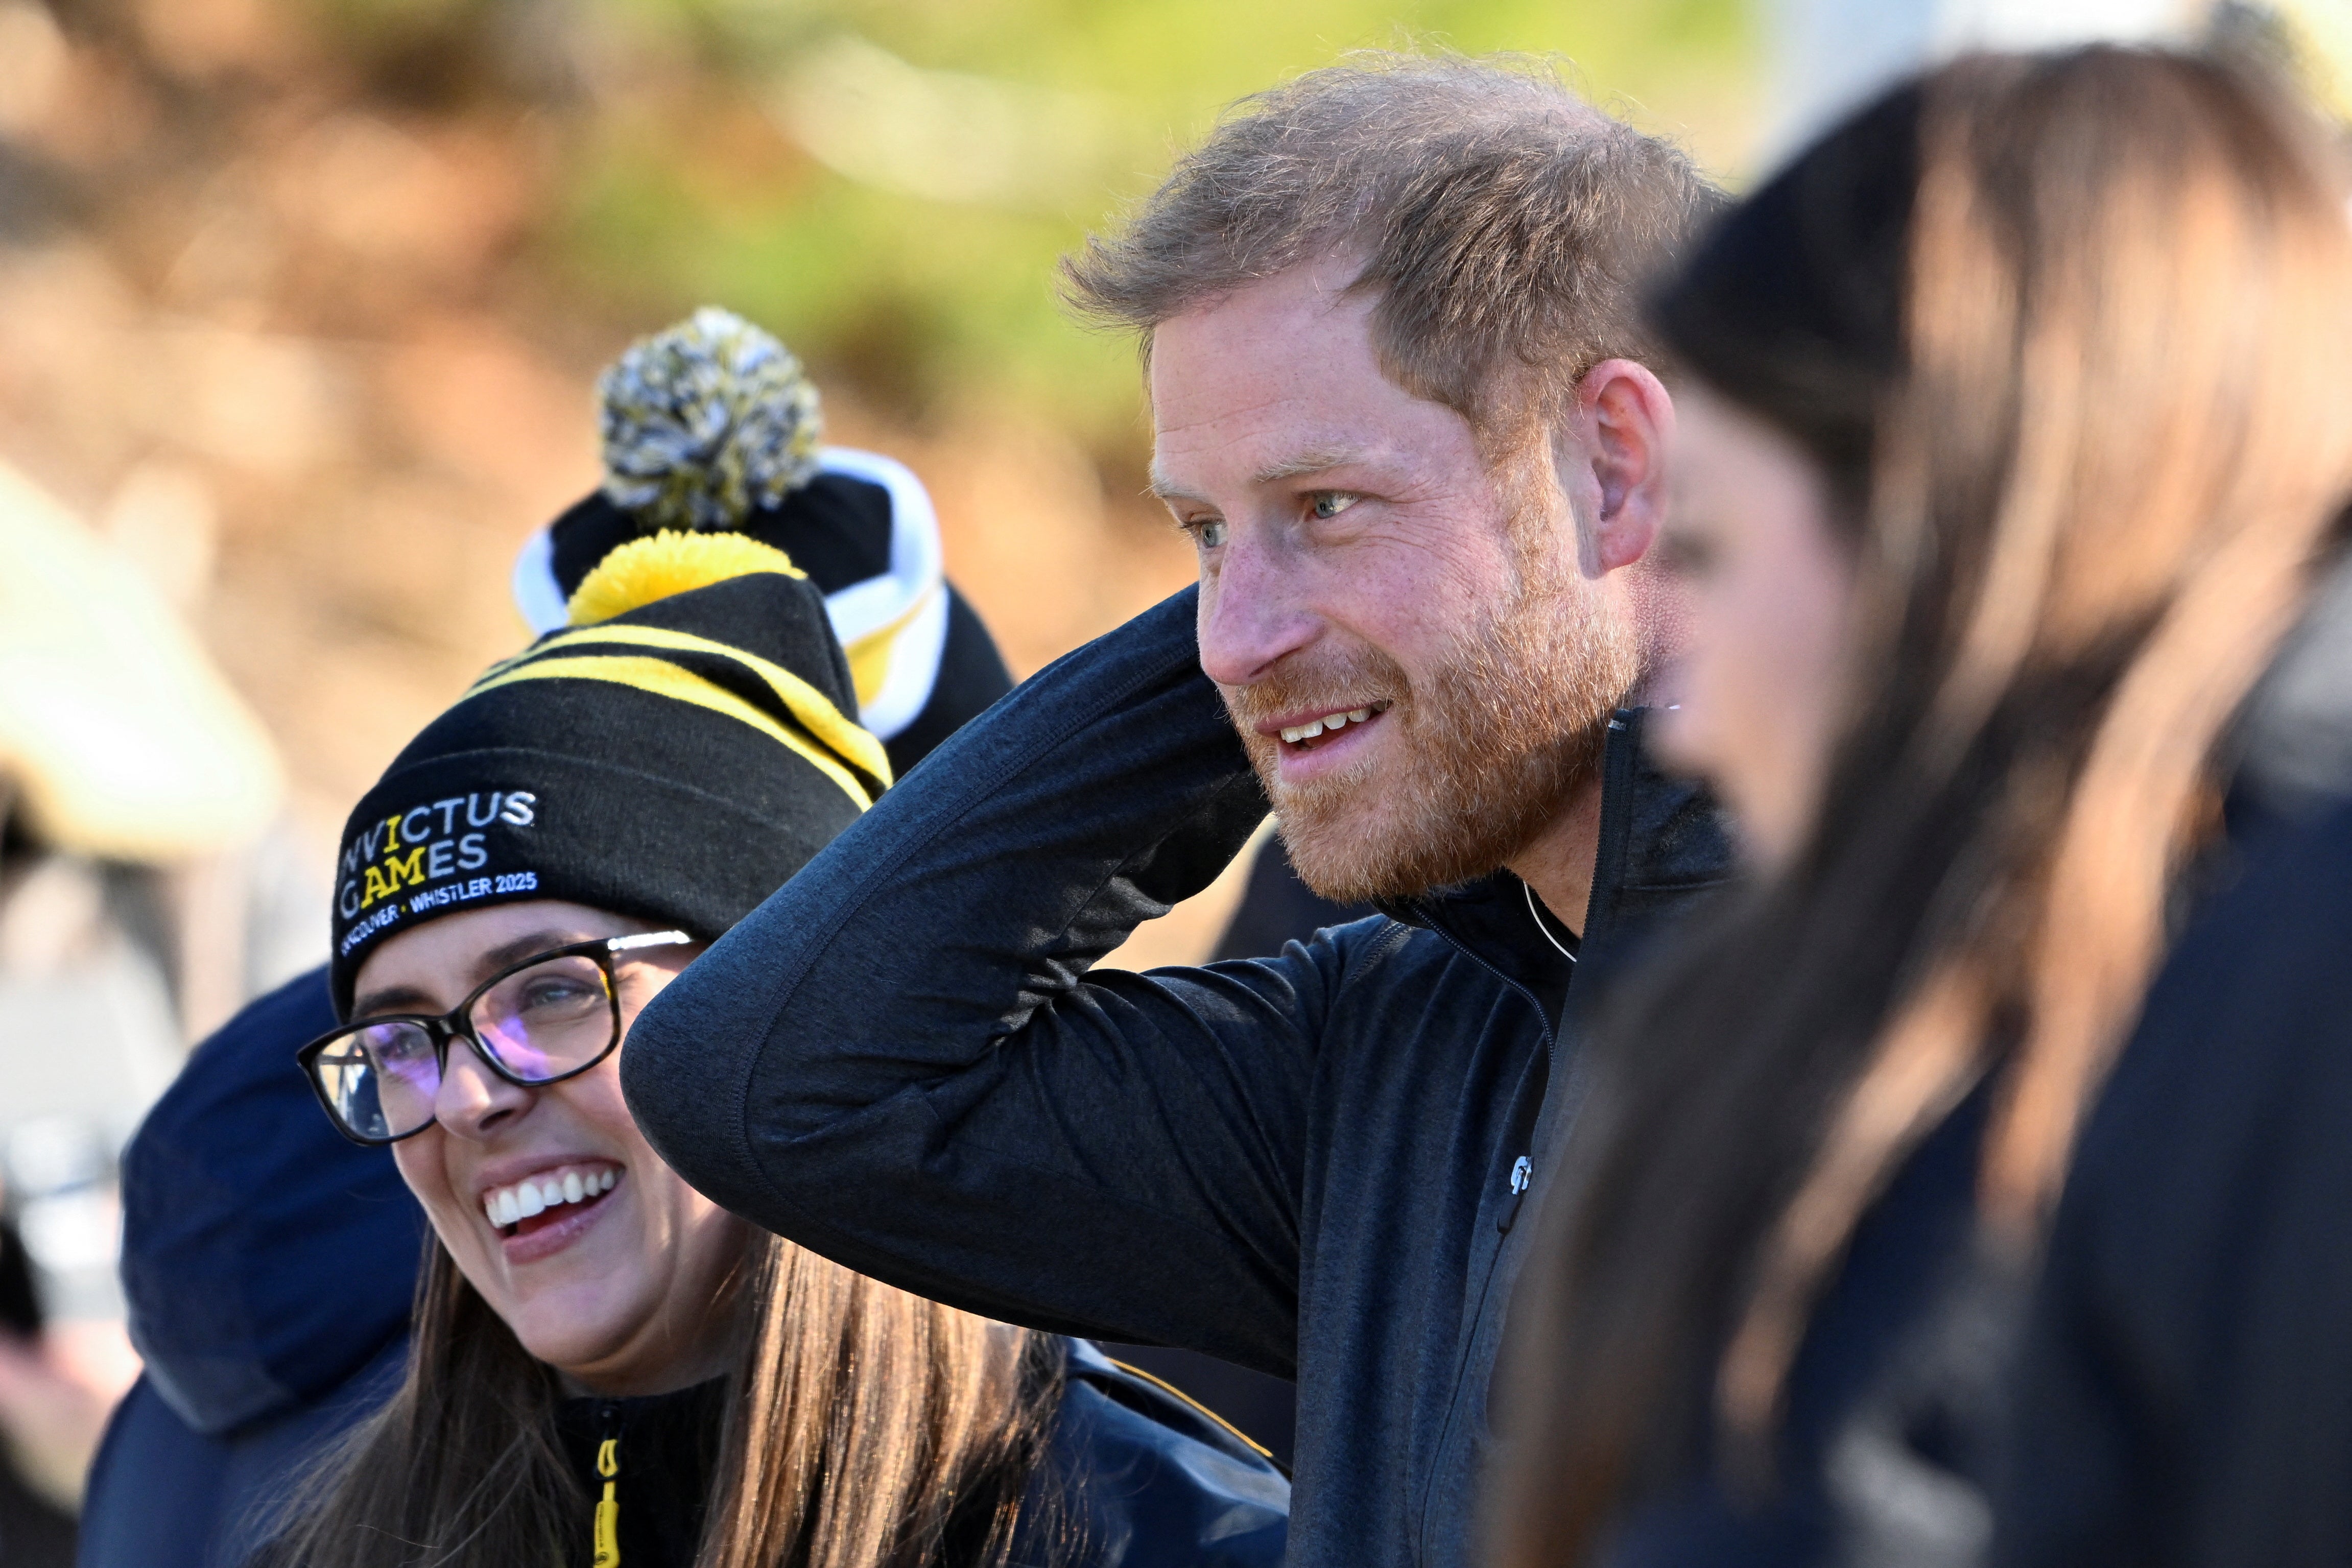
[325,909,733,1395]
[259,320,1291,1567]
[272,521,1289,1568]
[266,532,1080,1568]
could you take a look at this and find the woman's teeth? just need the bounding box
[484,1166,618,1229]
[1281,705,1381,746]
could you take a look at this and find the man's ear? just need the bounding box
[1553,359,1675,577]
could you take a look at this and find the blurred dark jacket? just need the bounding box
[79,966,421,1568]
[1992,798,2352,1568]
[618,586,1731,1568]
[1590,1087,2007,1568]
[1986,549,2352,1568]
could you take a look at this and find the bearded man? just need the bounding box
[626,55,1730,1568]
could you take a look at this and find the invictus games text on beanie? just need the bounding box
[336,790,539,924]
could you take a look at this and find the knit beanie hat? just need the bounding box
[508,307,1012,779]
[328,533,887,1015]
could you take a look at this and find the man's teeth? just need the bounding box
[484,1167,618,1229]
[1280,707,1376,746]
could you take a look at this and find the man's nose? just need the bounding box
[434,1038,531,1139]
[1197,533,1317,687]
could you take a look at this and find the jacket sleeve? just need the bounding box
[623,587,1333,1377]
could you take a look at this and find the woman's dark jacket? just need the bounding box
[1989,553,2352,1568]
[1994,797,2352,1568]
[561,1341,1288,1568]
[1594,1091,2003,1568]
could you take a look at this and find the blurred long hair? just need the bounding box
[1494,46,2352,1565]
[271,1229,1060,1568]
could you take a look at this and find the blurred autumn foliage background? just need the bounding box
[0,0,1757,872]
[2,0,2346,1526]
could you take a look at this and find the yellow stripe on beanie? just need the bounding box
[522,623,891,791]
[464,654,876,811]
[525,527,892,793]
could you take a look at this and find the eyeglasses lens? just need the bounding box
[470,955,616,1083]
[314,955,618,1141]
[315,1021,438,1142]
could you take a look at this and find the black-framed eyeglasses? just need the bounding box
[297,931,694,1146]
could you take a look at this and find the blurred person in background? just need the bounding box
[618,53,1731,1568]
[3,1207,81,1566]
[0,455,312,1559]
[75,967,411,1568]
[74,313,1104,1568]
[1487,45,2352,1568]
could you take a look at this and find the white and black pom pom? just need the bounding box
[597,306,824,532]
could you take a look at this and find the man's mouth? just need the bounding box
[1277,701,1392,751]
[483,1162,622,1239]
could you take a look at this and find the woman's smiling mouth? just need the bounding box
[483,1161,622,1237]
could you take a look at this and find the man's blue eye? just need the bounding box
[1195,519,1228,548]
[1310,493,1358,520]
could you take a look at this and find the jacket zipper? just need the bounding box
[1420,920,1558,1234]
[1406,711,1638,1565]
[593,1402,622,1568]
[1410,917,1556,1567]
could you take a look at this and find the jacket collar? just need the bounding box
[1375,708,1733,1013]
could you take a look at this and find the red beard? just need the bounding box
[1222,553,1638,904]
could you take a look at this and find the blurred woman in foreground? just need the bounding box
[1491,47,2352,1567]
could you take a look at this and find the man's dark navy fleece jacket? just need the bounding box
[624,586,1729,1568]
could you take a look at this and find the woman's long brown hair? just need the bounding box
[268,1229,1059,1568]
[1493,47,2352,1566]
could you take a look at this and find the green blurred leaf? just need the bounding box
[544,0,1757,442]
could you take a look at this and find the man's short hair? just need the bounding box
[1063,52,1724,449]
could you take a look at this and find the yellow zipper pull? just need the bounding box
[592,1434,621,1567]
